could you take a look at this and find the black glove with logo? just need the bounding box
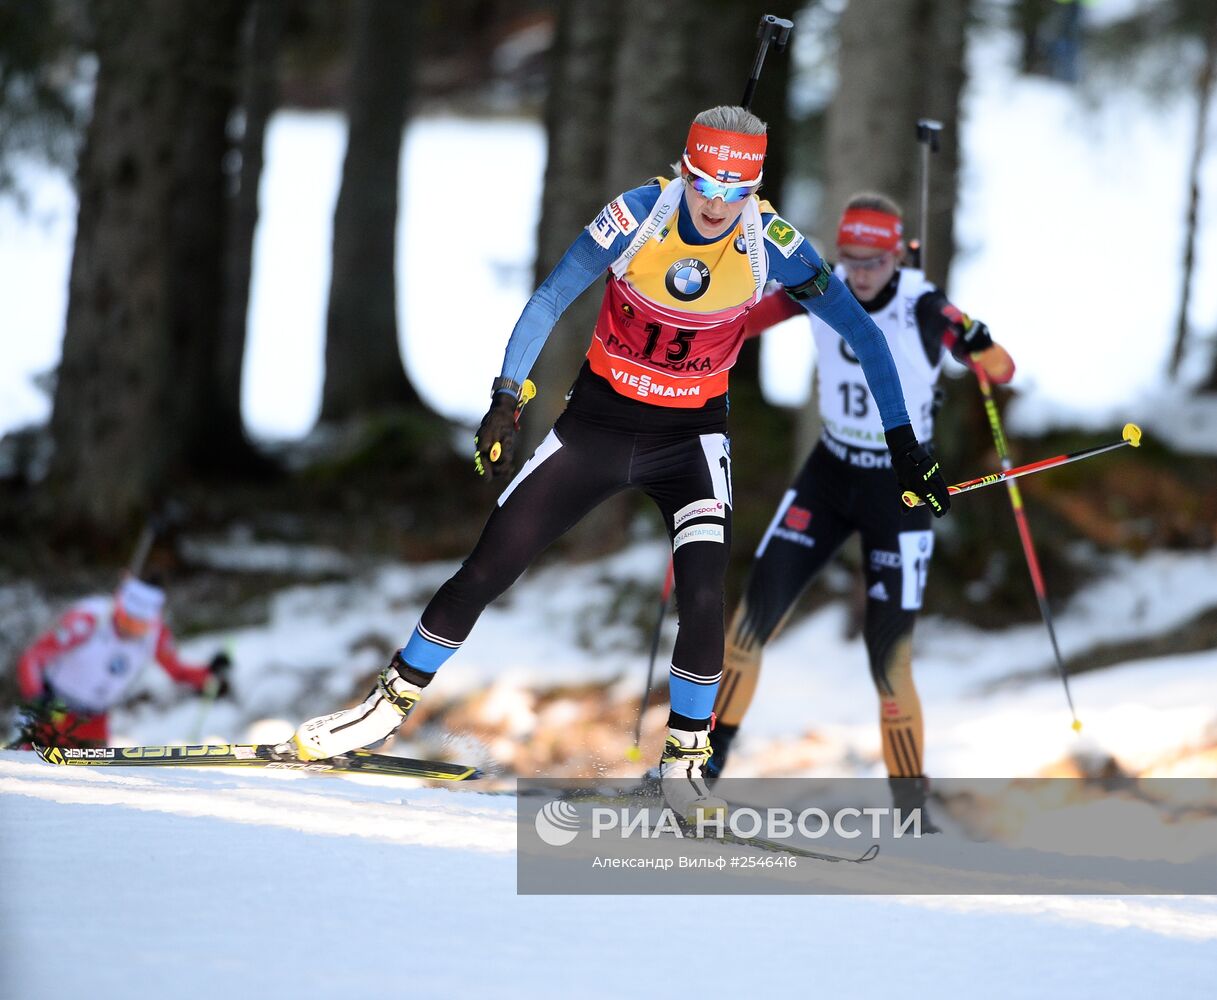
[957,315,993,354]
[207,652,232,699]
[474,385,521,479]
[885,424,951,517]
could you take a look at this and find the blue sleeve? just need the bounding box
[499,184,661,386]
[765,226,912,432]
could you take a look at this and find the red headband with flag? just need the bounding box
[837,208,903,250]
[683,122,767,185]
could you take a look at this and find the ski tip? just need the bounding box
[1072,718,1083,733]
[32,744,63,765]
[857,843,880,863]
[625,745,643,763]
[1122,423,1142,447]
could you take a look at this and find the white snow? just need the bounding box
[12,531,1199,983]
[3,753,1216,999]
[3,533,1216,998]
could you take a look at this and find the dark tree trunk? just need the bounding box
[48,0,242,538]
[916,0,970,291]
[821,0,968,286]
[1176,6,1217,382]
[799,0,970,455]
[602,0,699,195]
[170,3,244,472]
[518,0,617,459]
[320,0,419,421]
[212,0,288,472]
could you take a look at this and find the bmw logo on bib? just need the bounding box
[665,258,711,302]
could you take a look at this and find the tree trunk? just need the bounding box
[48,0,242,539]
[1175,6,1217,382]
[320,0,419,421]
[213,0,288,472]
[798,0,970,453]
[170,3,244,474]
[518,0,617,459]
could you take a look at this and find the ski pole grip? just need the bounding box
[742,14,794,109]
[916,118,943,151]
[901,490,922,508]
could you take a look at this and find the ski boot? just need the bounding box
[888,775,942,834]
[293,654,424,760]
[704,723,738,785]
[660,729,728,829]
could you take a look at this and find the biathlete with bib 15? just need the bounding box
[708,191,1014,826]
[287,109,952,824]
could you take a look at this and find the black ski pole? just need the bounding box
[627,561,675,762]
[740,14,794,111]
[915,118,942,277]
[127,520,157,579]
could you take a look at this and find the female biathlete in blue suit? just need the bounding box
[290,106,951,821]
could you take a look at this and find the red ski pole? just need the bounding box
[974,368,1083,731]
[901,423,1142,509]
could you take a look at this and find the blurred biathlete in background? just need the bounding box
[15,576,231,748]
[708,192,1014,823]
[290,108,952,823]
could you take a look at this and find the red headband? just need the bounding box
[837,208,903,251]
[683,122,767,185]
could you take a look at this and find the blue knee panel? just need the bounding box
[401,626,459,674]
[668,672,719,720]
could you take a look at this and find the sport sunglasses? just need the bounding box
[681,163,761,204]
[838,252,895,272]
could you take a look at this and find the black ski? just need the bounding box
[718,831,879,864]
[33,743,482,781]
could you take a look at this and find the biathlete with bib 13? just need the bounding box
[288,109,952,823]
[708,191,1014,824]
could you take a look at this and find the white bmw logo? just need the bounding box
[665,258,711,301]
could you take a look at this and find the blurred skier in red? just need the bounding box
[15,576,230,747]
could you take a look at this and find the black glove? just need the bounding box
[207,652,232,698]
[886,424,951,517]
[474,390,520,479]
[956,315,993,355]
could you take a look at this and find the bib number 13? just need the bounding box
[838,381,869,418]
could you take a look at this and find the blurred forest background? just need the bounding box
[1,0,1216,700]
